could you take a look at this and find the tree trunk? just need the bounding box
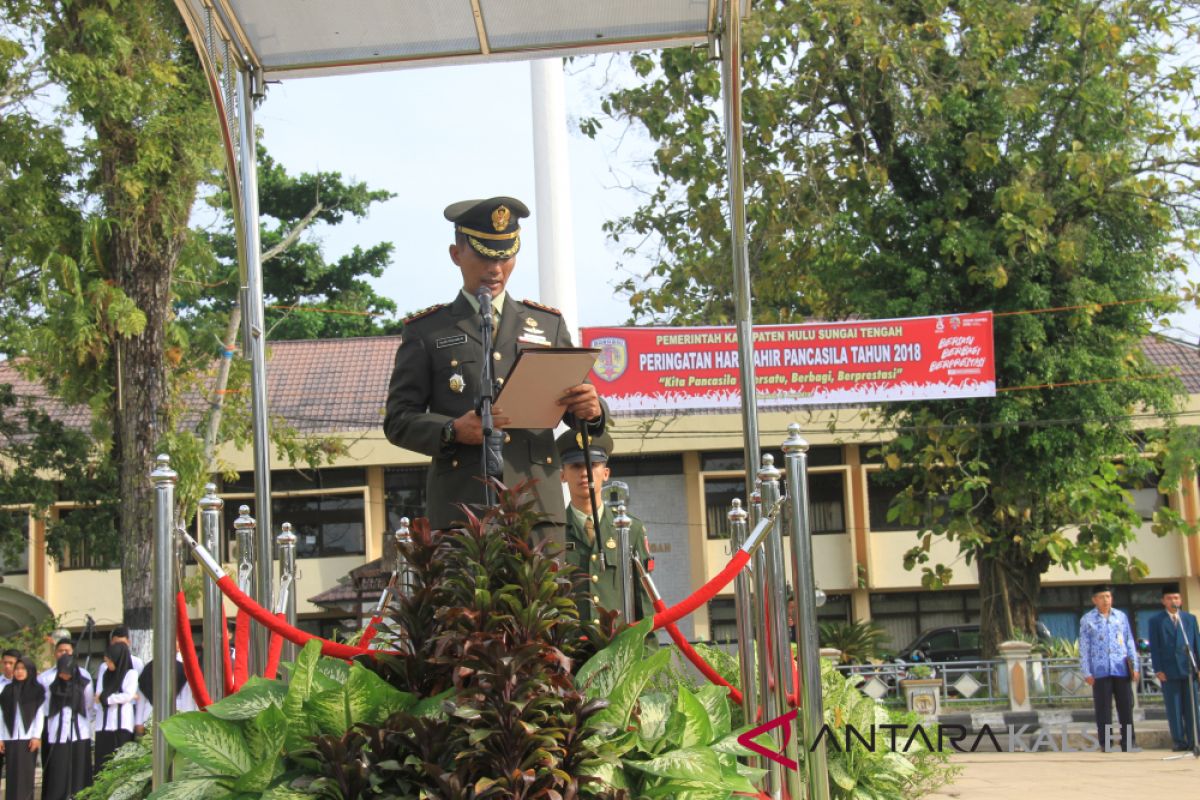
[111,233,182,663]
[977,549,1049,658]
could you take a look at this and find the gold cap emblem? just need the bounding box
[575,432,585,449]
[491,205,511,232]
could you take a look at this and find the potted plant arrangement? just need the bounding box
[899,663,943,718]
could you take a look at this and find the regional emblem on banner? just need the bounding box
[592,337,628,382]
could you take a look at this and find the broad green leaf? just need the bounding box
[827,756,857,790]
[593,646,670,728]
[624,746,723,784]
[709,728,754,756]
[345,662,416,725]
[160,713,253,776]
[675,685,713,748]
[576,617,653,698]
[145,778,227,800]
[311,657,351,691]
[636,693,673,742]
[306,688,350,736]
[110,770,154,800]
[694,685,732,741]
[243,702,288,763]
[582,760,631,790]
[282,640,322,721]
[261,786,313,800]
[411,688,453,719]
[204,677,286,721]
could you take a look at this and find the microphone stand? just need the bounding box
[1165,604,1200,761]
[476,288,503,508]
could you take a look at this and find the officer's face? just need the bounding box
[1163,592,1183,611]
[1092,591,1112,613]
[562,461,611,508]
[449,240,517,297]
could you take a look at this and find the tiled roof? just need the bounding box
[0,334,1196,434]
[1142,335,1200,393]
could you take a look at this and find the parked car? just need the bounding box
[897,622,1052,663]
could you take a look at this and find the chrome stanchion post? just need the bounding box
[749,480,774,784]
[199,484,224,702]
[613,504,635,624]
[276,522,298,665]
[233,505,256,673]
[728,498,760,770]
[784,423,830,800]
[150,455,178,788]
[758,454,792,799]
[395,518,414,598]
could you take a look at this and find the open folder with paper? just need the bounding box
[495,347,601,429]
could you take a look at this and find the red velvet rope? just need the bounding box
[233,608,250,689]
[175,592,212,708]
[219,603,234,696]
[652,598,743,705]
[650,550,751,630]
[264,614,286,680]
[216,575,390,659]
[356,618,381,649]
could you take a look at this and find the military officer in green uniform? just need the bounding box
[384,196,607,543]
[557,430,655,626]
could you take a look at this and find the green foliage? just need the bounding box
[592,0,1200,654]
[77,736,152,800]
[0,614,61,672]
[818,661,958,799]
[819,621,892,665]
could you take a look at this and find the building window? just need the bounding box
[0,511,28,575]
[221,492,365,560]
[701,446,842,472]
[866,470,912,531]
[56,508,120,571]
[708,594,851,645]
[222,467,367,493]
[868,590,980,655]
[384,467,426,532]
[704,471,846,538]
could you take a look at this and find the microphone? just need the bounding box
[476,287,493,329]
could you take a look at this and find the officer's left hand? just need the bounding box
[558,383,602,421]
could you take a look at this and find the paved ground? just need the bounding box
[927,748,1200,798]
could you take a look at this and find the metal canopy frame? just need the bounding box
[169,2,826,798]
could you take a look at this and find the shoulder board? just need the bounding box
[403,303,448,324]
[521,298,562,315]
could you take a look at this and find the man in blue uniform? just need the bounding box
[384,197,606,545]
[1148,582,1200,751]
[1078,584,1139,751]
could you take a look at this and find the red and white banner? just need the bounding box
[582,312,995,413]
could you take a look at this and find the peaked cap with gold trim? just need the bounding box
[444,196,530,260]
[556,429,614,465]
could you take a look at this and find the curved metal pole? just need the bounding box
[276,522,298,665]
[151,455,178,788]
[720,0,760,494]
[237,67,273,674]
[757,456,791,799]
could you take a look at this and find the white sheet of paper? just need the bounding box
[495,347,600,429]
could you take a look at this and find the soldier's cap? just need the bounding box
[556,429,613,465]
[444,196,529,260]
[1091,583,1112,596]
[1162,582,1181,595]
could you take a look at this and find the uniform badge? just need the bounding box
[449,373,466,393]
[492,205,511,231]
[605,537,616,550]
[524,317,538,328]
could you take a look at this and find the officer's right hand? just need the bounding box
[1157,671,1167,682]
[452,408,511,445]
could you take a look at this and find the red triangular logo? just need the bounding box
[737,708,799,771]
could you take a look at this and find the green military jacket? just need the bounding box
[565,504,655,626]
[384,292,607,532]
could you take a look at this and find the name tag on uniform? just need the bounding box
[518,334,550,346]
[565,542,576,551]
[436,334,467,349]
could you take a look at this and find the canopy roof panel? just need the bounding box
[186,0,740,81]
